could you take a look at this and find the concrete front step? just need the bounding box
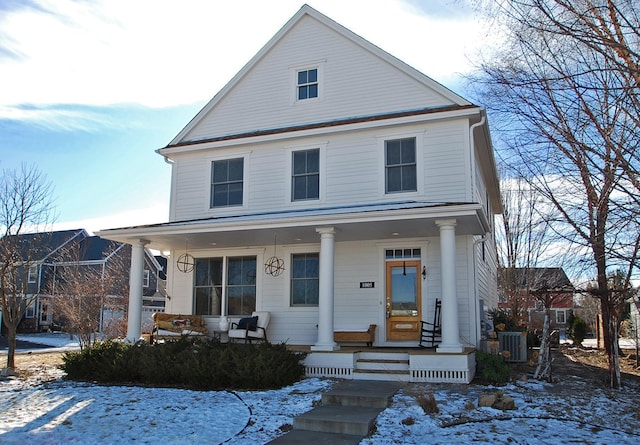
[271,380,403,443]
[322,380,402,408]
[267,429,362,445]
[294,405,383,436]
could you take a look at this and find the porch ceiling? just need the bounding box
[96,202,489,251]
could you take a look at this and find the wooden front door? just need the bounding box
[385,260,422,341]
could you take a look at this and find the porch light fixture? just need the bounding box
[264,236,285,277]
[176,240,195,273]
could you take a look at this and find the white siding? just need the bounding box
[182,16,456,143]
[161,237,477,346]
[170,119,471,222]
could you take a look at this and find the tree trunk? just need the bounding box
[5,326,17,370]
[534,308,552,381]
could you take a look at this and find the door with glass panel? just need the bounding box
[385,260,422,341]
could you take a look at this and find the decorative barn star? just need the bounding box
[264,256,285,277]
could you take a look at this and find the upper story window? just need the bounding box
[297,68,318,100]
[385,137,417,193]
[211,158,244,208]
[292,149,320,201]
[28,264,38,283]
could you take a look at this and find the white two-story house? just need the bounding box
[99,5,501,383]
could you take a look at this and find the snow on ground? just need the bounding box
[1,334,640,444]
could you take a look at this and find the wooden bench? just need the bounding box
[151,313,209,344]
[334,324,377,347]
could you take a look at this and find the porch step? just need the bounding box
[354,351,410,380]
[353,369,411,381]
[356,358,409,372]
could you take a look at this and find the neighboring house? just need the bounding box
[0,229,165,334]
[98,5,501,382]
[498,267,574,335]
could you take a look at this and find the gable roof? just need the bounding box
[167,4,473,147]
[513,267,574,292]
[77,236,127,262]
[2,229,87,263]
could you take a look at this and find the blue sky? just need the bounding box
[0,0,487,234]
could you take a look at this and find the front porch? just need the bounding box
[299,346,476,383]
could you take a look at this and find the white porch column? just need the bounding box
[312,227,339,351]
[126,239,148,343]
[436,220,464,353]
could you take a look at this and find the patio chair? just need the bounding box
[228,311,270,343]
[419,299,441,348]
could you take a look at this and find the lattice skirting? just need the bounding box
[305,366,353,378]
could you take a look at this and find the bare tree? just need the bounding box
[0,164,55,370]
[471,0,640,388]
[497,176,556,326]
[50,242,129,349]
[530,284,573,382]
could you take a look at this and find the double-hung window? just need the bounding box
[297,68,318,100]
[28,264,38,283]
[292,149,319,201]
[194,256,256,316]
[385,137,417,193]
[211,158,243,208]
[143,270,150,288]
[291,253,319,306]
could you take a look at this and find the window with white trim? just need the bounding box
[556,309,567,324]
[297,68,318,100]
[28,264,38,283]
[211,158,244,208]
[194,256,256,316]
[25,298,36,318]
[143,270,150,288]
[292,148,319,201]
[290,253,319,306]
[385,137,417,193]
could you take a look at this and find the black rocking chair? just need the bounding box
[419,298,442,348]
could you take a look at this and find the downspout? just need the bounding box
[469,109,486,205]
[469,109,487,348]
[471,233,490,347]
[157,149,176,223]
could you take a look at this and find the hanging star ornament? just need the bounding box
[264,255,285,277]
[177,253,195,273]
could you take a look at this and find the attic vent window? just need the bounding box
[297,68,318,100]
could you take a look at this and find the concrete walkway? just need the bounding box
[268,380,403,444]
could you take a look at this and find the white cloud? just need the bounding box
[51,203,169,235]
[0,0,488,115]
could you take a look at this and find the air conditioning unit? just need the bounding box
[498,331,527,362]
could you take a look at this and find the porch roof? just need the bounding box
[96,201,490,251]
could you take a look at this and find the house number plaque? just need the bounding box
[360,282,375,288]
